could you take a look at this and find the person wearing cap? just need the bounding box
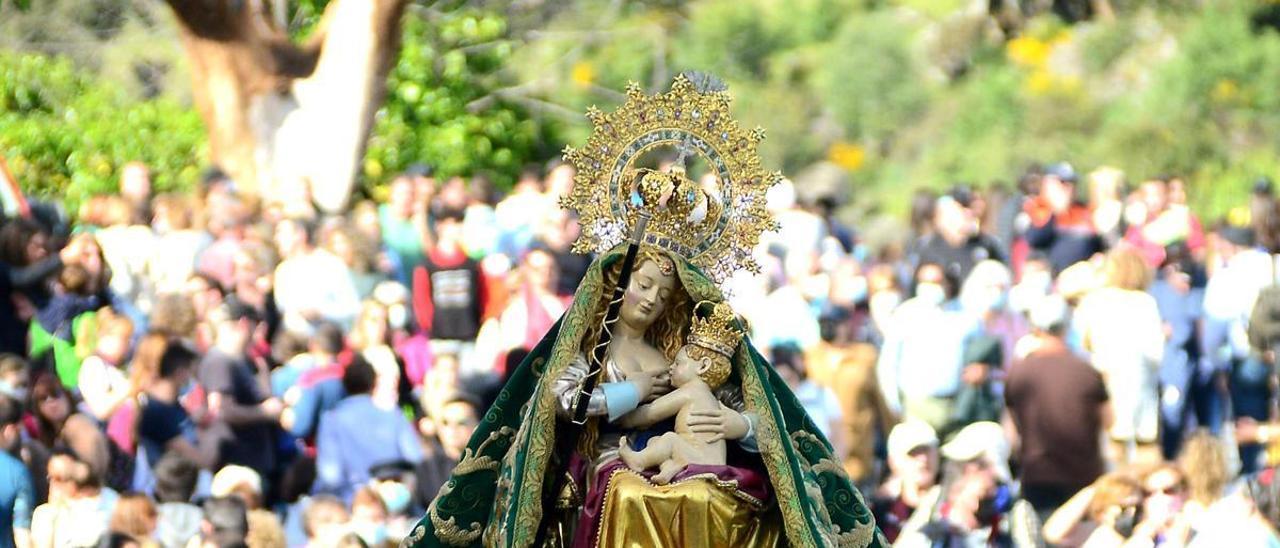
[1203,221,1275,472]
[897,421,1040,547]
[871,420,941,544]
[915,192,1005,283]
[1023,161,1105,274]
[1006,294,1111,522]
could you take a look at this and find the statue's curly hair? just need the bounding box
[580,246,692,362]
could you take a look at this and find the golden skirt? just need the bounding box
[594,468,783,547]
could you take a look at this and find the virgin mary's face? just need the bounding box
[621,259,675,330]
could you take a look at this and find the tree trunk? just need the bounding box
[166,0,407,213]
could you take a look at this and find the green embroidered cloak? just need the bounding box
[404,249,885,548]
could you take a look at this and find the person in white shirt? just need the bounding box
[272,218,361,337]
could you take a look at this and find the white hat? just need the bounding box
[887,419,939,459]
[211,465,263,498]
[1028,294,1070,333]
[941,421,1012,482]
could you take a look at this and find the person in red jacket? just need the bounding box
[411,207,489,386]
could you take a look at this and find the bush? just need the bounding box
[0,52,205,214]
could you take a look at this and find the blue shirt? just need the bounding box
[0,451,34,548]
[314,395,423,502]
[876,298,981,413]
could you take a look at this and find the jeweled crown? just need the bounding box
[560,73,782,285]
[688,301,743,359]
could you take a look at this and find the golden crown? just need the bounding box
[688,300,744,359]
[560,73,782,285]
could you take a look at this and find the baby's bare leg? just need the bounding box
[652,458,685,485]
[619,433,677,472]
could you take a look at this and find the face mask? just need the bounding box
[915,283,947,306]
[965,288,1008,313]
[0,381,26,402]
[870,291,902,323]
[848,276,869,304]
[378,481,413,515]
[353,522,388,547]
[388,304,409,330]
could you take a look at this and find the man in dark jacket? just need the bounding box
[1022,162,1104,273]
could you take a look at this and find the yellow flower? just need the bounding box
[570,61,596,88]
[827,141,866,171]
[1007,36,1051,67]
[1025,70,1054,95]
[1211,79,1239,104]
[1228,205,1251,228]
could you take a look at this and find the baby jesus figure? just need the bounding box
[618,301,741,484]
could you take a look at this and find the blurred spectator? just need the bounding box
[413,392,479,510]
[1041,472,1144,545]
[772,344,845,458]
[807,313,892,486]
[197,496,249,548]
[30,451,115,547]
[349,486,391,546]
[379,175,425,287]
[272,217,360,337]
[302,495,349,548]
[0,394,34,548]
[140,341,215,479]
[1088,166,1128,248]
[1125,177,1207,268]
[1204,224,1274,471]
[1006,294,1110,521]
[916,194,1005,282]
[26,373,112,485]
[197,299,281,483]
[78,310,136,423]
[959,260,1025,371]
[1126,463,1192,545]
[152,453,202,548]
[1151,243,1206,459]
[1076,249,1165,467]
[119,161,152,224]
[412,207,486,344]
[877,261,980,434]
[871,420,940,543]
[314,356,422,502]
[496,246,567,356]
[109,492,158,542]
[494,166,550,259]
[897,422,1038,546]
[1023,162,1104,273]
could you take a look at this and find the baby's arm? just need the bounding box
[619,388,690,429]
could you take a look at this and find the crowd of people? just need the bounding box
[2,156,1280,547]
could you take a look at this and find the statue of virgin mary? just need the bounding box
[404,75,883,548]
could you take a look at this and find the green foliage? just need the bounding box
[813,12,931,142]
[0,52,205,213]
[363,7,554,194]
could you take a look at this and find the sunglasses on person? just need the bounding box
[1145,484,1183,496]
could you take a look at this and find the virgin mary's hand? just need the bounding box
[687,405,749,443]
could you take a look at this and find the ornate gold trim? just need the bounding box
[561,75,781,285]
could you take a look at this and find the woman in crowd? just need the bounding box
[1076,248,1166,467]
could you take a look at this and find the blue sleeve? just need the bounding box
[601,381,640,422]
[398,415,424,464]
[12,464,34,529]
[313,416,342,497]
[289,387,321,438]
